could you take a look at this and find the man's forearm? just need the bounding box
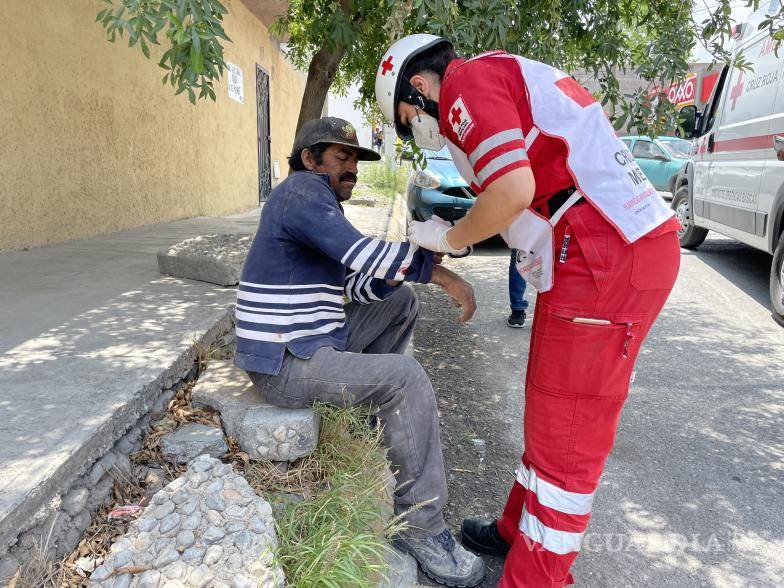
[429,264,477,323]
[429,264,459,287]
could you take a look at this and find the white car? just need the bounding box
[675,2,784,325]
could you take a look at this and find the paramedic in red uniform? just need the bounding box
[375,35,681,587]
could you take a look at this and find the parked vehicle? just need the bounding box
[405,146,476,222]
[619,135,693,194]
[675,2,784,325]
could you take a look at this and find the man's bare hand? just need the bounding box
[430,265,477,323]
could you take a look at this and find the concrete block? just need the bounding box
[192,361,319,462]
[87,456,282,587]
[61,487,89,517]
[160,423,228,465]
[157,234,253,286]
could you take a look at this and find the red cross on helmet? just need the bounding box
[375,34,450,140]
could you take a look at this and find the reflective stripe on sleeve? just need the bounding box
[519,507,584,555]
[468,128,525,166]
[516,466,594,516]
[476,149,528,185]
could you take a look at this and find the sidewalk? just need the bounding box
[0,210,260,554]
[0,195,398,559]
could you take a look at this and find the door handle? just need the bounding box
[774,135,784,161]
[707,133,715,153]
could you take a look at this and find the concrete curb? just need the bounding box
[384,192,415,359]
[386,191,409,243]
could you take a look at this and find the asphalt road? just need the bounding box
[412,234,783,587]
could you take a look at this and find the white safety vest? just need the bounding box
[445,54,674,291]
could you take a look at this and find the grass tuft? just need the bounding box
[357,161,410,200]
[246,403,405,588]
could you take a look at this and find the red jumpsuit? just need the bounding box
[438,55,681,586]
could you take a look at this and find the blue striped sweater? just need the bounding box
[234,171,434,375]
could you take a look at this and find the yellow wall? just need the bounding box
[0,0,304,252]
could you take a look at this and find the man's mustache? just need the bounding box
[339,172,358,183]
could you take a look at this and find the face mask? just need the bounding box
[411,111,446,151]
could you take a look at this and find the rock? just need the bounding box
[110,573,132,588]
[136,569,162,588]
[160,423,228,465]
[163,561,188,580]
[145,467,167,498]
[206,510,224,526]
[159,513,182,534]
[72,509,93,533]
[203,526,225,545]
[61,487,89,516]
[192,361,319,462]
[378,547,419,588]
[182,546,205,564]
[153,547,179,568]
[180,497,200,517]
[87,473,116,511]
[181,512,202,530]
[90,563,114,582]
[152,501,175,520]
[134,532,154,551]
[138,517,158,533]
[75,555,98,574]
[205,493,226,512]
[86,457,281,587]
[176,529,195,550]
[188,564,214,587]
[157,234,253,286]
[87,453,118,487]
[113,453,134,481]
[111,547,133,569]
[203,545,223,566]
[0,555,19,586]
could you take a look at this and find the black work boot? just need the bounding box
[507,309,527,328]
[461,518,511,556]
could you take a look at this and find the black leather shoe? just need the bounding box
[461,518,510,556]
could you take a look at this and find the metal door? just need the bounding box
[256,65,272,203]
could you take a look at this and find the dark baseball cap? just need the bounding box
[292,117,381,162]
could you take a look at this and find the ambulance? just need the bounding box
[675,1,784,325]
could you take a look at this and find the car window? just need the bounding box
[621,138,633,148]
[660,138,692,158]
[424,146,452,160]
[633,140,664,159]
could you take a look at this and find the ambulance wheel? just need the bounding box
[770,232,784,327]
[673,187,707,249]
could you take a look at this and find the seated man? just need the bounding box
[235,117,485,587]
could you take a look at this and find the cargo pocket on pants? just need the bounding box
[529,307,642,397]
[631,231,680,291]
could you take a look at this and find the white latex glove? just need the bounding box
[408,215,468,255]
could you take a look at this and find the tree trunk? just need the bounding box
[295,42,348,134]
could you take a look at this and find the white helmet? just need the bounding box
[375,34,450,140]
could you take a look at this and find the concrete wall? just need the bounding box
[0,0,304,252]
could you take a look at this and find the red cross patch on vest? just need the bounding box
[449,96,475,143]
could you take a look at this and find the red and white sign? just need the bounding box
[649,73,697,108]
[666,74,697,108]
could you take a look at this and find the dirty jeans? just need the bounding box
[509,249,529,311]
[247,285,448,537]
